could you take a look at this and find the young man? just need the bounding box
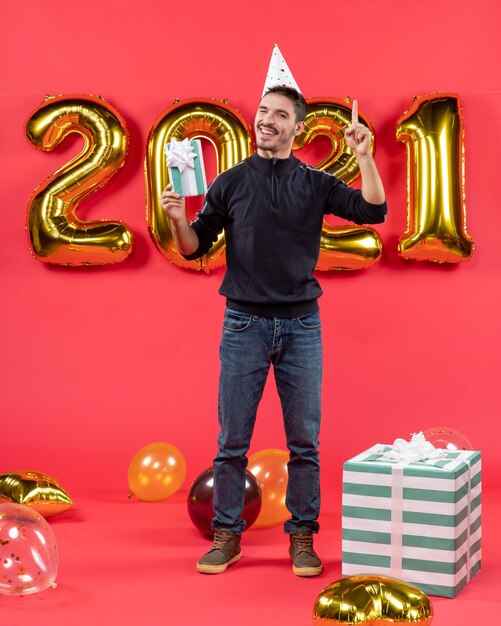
[161,86,386,576]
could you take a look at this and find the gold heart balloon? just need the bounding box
[312,575,433,625]
[0,470,74,518]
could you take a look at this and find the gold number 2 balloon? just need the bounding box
[295,98,383,271]
[397,93,474,262]
[25,94,134,265]
[145,98,253,272]
[312,575,433,625]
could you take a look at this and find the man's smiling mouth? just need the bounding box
[258,125,278,136]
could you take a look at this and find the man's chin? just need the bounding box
[257,139,277,150]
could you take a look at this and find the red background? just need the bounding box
[2,0,499,493]
[1,1,500,623]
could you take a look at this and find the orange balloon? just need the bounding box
[248,449,289,528]
[128,442,187,502]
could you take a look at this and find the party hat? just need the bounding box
[262,44,302,96]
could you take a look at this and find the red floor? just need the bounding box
[1,487,499,626]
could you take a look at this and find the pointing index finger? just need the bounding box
[351,99,358,126]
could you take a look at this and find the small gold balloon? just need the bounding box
[127,442,187,502]
[312,575,433,625]
[0,470,74,518]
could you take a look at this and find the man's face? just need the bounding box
[254,92,304,159]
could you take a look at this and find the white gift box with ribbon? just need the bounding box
[341,434,481,598]
[164,138,207,197]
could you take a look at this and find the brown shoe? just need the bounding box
[289,530,323,577]
[196,529,242,574]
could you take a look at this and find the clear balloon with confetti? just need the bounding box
[0,503,58,596]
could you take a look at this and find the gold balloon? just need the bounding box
[247,448,289,528]
[145,98,253,272]
[0,470,73,518]
[312,575,434,625]
[294,98,383,271]
[317,225,383,271]
[25,94,134,266]
[128,442,187,502]
[396,93,474,262]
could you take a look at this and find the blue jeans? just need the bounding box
[212,308,323,535]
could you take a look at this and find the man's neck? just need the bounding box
[256,148,292,160]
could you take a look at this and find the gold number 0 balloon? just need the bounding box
[397,93,474,262]
[145,98,253,272]
[25,94,134,265]
[296,98,383,271]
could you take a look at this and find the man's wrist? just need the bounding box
[170,215,189,229]
[356,152,374,164]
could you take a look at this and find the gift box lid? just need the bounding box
[344,444,481,481]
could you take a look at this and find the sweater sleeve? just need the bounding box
[325,176,387,225]
[182,178,228,260]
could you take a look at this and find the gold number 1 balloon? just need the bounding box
[25,94,134,266]
[396,93,474,262]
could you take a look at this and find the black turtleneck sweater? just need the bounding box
[184,152,387,318]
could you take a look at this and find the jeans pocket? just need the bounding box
[222,309,255,332]
[295,312,321,329]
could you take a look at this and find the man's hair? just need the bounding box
[263,86,307,123]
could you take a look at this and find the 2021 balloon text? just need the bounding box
[25,93,473,270]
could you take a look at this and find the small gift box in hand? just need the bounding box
[165,138,207,197]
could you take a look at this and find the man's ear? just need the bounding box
[294,121,304,136]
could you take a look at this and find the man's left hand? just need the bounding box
[345,100,372,158]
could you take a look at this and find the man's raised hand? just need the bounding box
[345,99,372,158]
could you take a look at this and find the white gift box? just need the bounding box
[342,444,481,598]
[165,138,207,197]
